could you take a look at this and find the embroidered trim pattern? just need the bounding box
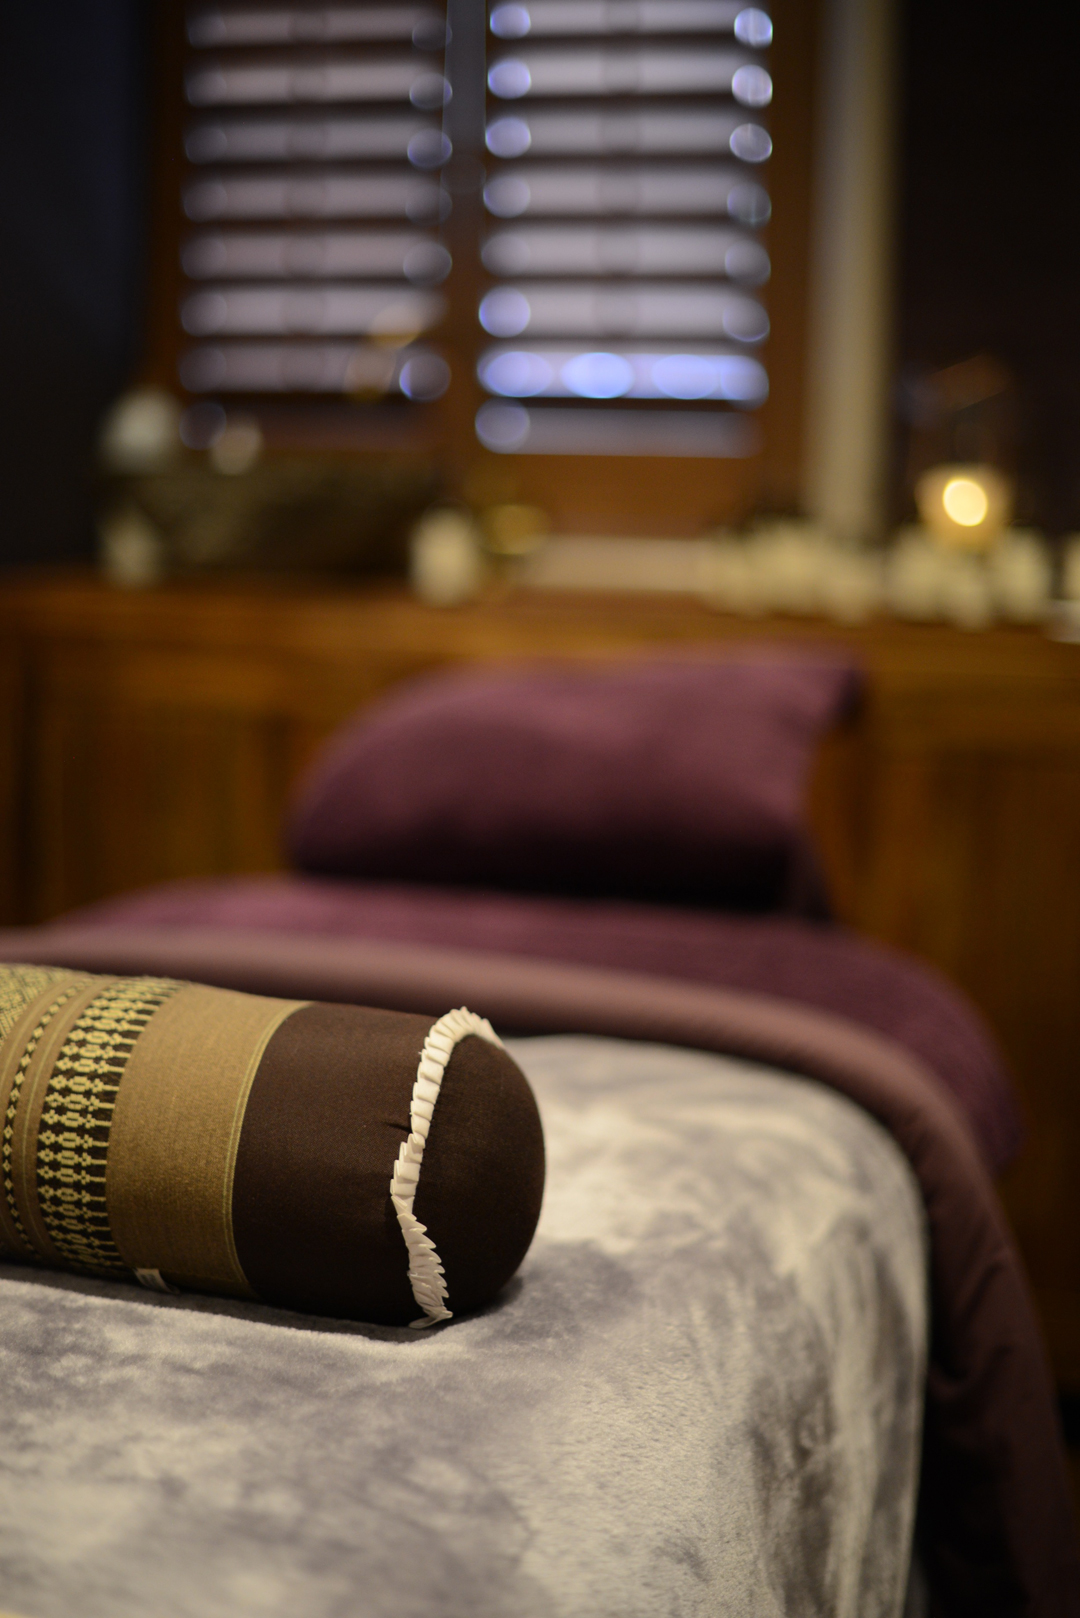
[0,965,76,1043]
[2,978,92,1253]
[35,977,179,1272]
[390,1007,503,1329]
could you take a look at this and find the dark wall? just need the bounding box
[0,4,148,568]
[895,0,1080,534]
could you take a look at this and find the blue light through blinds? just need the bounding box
[176,2,773,458]
[478,0,772,456]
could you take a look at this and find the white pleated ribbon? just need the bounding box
[390,1007,504,1329]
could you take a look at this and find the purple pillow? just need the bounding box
[286,655,862,913]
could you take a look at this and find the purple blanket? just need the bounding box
[65,875,1021,1173]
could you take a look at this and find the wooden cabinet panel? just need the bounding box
[2,571,1080,1382]
[15,630,413,916]
[28,694,289,915]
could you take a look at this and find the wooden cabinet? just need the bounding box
[3,570,1080,1385]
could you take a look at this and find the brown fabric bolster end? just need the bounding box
[231,1002,545,1326]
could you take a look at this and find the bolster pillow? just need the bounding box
[0,964,545,1326]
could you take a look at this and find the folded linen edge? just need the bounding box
[391,1007,504,1328]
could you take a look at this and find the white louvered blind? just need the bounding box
[175,2,775,465]
[475,0,773,459]
[180,4,455,407]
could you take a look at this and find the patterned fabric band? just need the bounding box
[0,965,179,1270]
[390,1008,504,1328]
[0,964,305,1292]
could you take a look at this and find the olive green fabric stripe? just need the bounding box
[105,983,308,1296]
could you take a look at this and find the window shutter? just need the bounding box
[179,6,454,416]
[476,0,773,460]
[156,3,793,525]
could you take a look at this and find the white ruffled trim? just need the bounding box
[390,1007,504,1329]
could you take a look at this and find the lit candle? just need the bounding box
[914,463,1012,550]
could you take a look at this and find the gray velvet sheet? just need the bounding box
[0,1036,926,1618]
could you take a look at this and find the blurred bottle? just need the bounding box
[409,508,486,606]
[98,505,167,589]
[99,387,182,476]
